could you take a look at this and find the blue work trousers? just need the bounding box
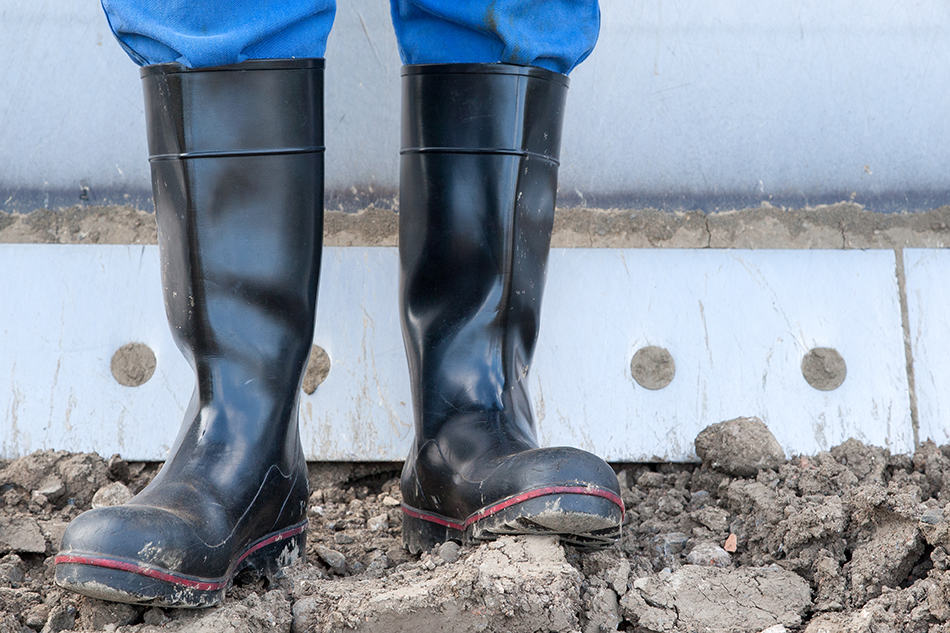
[102,1,600,75]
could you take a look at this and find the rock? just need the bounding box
[0,613,22,633]
[686,542,732,567]
[292,536,582,633]
[653,532,689,558]
[366,553,389,576]
[813,554,846,611]
[34,476,65,502]
[366,513,389,532]
[724,533,738,552]
[41,605,76,633]
[582,585,621,633]
[0,555,24,586]
[333,533,354,545]
[804,614,849,633]
[77,599,138,630]
[57,453,111,506]
[167,589,291,633]
[24,603,50,629]
[437,541,460,564]
[142,607,168,626]
[848,520,924,606]
[91,482,133,509]
[0,516,46,554]
[694,417,785,476]
[627,565,811,632]
[38,520,68,552]
[921,508,943,525]
[106,454,130,482]
[292,596,321,633]
[691,506,730,532]
[314,545,347,574]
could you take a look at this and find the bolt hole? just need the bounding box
[631,346,675,390]
[801,347,846,391]
[110,342,156,387]
[302,345,331,395]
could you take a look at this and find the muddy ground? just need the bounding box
[2,418,950,632]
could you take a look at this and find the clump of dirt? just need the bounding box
[5,426,950,632]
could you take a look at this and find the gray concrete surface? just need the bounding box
[3,1,950,212]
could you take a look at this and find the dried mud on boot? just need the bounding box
[6,439,950,631]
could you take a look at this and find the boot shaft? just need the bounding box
[399,64,567,441]
[141,61,325,395]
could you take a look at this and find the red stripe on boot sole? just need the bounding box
[402,486,625,532]
[54,521,307,591]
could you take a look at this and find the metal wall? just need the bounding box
[2,1,950,211]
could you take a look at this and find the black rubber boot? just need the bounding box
[398,64,624,553]
[55,59,324,608]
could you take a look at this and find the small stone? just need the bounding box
[921,508,944,525]
[652,532,690,558]
[686,542,732,567]
[723,533,738,552]
[0,554,25,585]
[366,553,390,575]
[39,520,68,552]
[91,482,133,509]
[688,490,711,510]
[760,626,788,633]
[694,417,785,477]
[78,600,138,630]
[292,597,321,633]
[315,545,346,573]
[107,454,130,481]
[25,604,50,629]
[334,533,354,545]
[35,476,65,501]
[42,605,76,633]
[367,513,389,532]
[381,495,401,507]
[30,492,49,506]
[438,541,461,564]
[0,516,46,554]
[142,608,168,626]
[691,506,730,532]
[386,544,410,566]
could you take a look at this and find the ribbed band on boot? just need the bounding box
[400,63,568,164]
[141,59,325,160]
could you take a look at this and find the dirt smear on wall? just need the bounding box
[6,202,950,249]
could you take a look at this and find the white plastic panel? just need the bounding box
[904,249,950,445]
[0,245,914,461]
[533,249,913,460]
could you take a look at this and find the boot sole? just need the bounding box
[402,486,624,554]
[53,520,307,608]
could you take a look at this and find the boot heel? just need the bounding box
[236,528,306,584]
[401,508,462,554]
